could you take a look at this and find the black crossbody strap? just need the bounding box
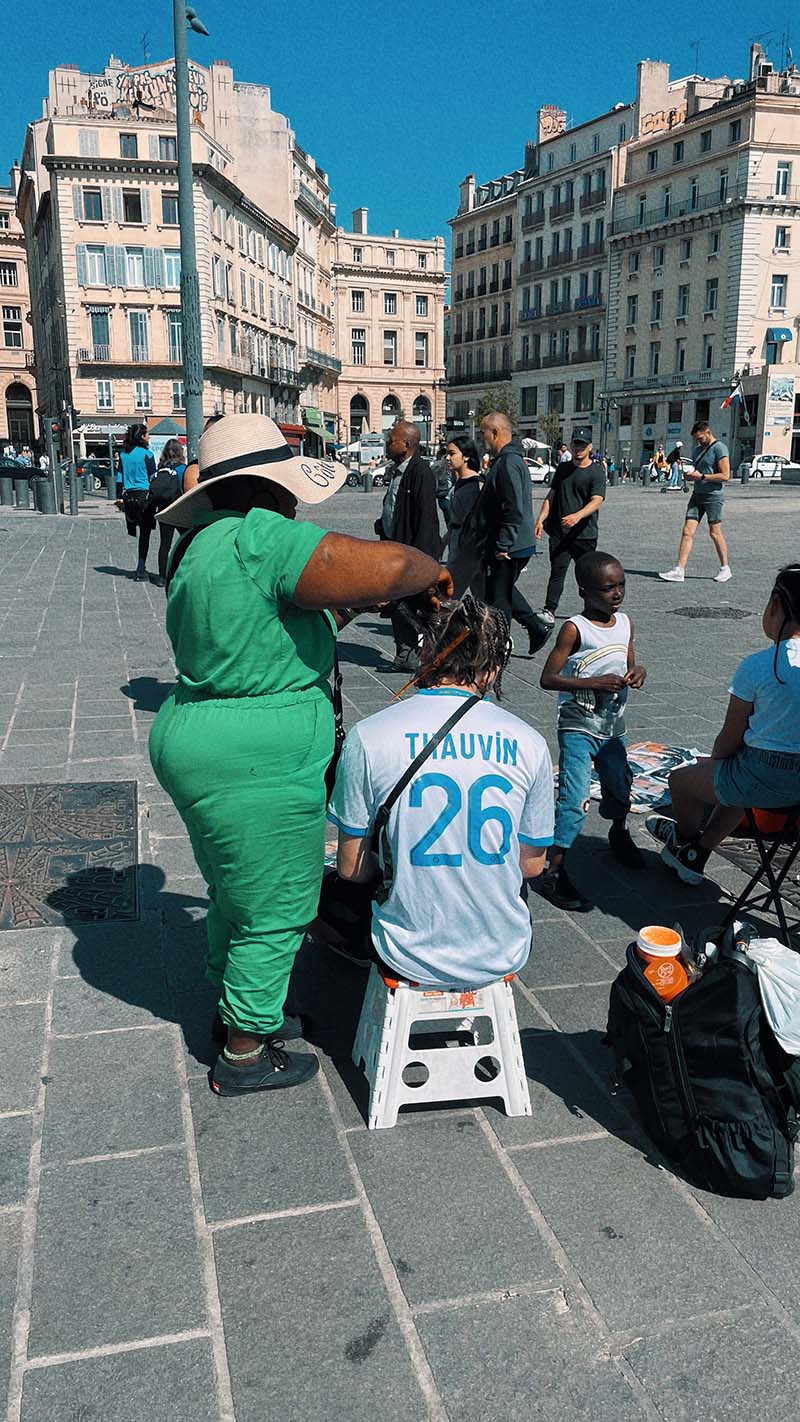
[377,693,481,826]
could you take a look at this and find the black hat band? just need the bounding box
[199,444,294,483]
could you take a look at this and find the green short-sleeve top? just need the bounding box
[165,508,335,698]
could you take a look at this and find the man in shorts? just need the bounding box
[659,421,732,583]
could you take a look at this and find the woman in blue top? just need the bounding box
[646,564,800,883]
[116,424,157,581]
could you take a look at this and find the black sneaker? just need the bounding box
[210,1039,319,1097]
[152,575,166,589]
[608,823,644,869]
[535,867,593,912]
[384,650,419,673]
[134,566,147,582]
[211,1011,304,1045]
[527,620,553,656]
[645,815,709,885]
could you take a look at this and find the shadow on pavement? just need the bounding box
[120,676,173,712]
[94,564,138,578]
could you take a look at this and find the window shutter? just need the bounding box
[153,249,165,289]
[143,248,156,288]
[100,187,111,222]
[112,186,122,224]
[76,245,88,286]
[140,188,150,225]
[73,186,83,221]
[149,134,159,160]
[114,246,128,287]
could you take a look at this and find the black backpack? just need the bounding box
[605,924,800,1199]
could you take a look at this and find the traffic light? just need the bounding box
[70,407,80,428]
[50,420,60,438]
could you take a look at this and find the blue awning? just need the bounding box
[767,327,793,342]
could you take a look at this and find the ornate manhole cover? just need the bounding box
[670,606,754,620]
[0,782,138,930]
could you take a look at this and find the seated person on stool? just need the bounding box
[646,564,800,884]
[327,597,554,986]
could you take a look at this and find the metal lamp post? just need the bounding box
[173,3,208,462]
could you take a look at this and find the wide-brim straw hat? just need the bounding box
[157,413,348,527]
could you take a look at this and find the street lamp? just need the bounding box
[597,391,617,459]
[173,2,208,462]
[468,408,475,442]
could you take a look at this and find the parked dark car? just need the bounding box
[75,456,112,490]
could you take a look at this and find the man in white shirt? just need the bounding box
[328,599,554,985]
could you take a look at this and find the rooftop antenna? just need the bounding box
[141,31,151,65]
[691,38,702,75]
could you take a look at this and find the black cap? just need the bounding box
[571,425,593,445]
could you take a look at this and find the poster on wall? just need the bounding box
[767,374,794,427]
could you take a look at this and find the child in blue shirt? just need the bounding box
[647,564,800,883]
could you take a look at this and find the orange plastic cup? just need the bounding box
[636,925,682,962]
[636,925,689,1002]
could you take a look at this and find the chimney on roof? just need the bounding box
[392,227,399,238]
[352,206,368,235]
[459,174,476,214]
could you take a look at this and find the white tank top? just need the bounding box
[558,613,630,738]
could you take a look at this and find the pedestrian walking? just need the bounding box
[536,552,647,911]
[479,411,543,654]
[115,424,157,581]
[557,443,571,464]
[444,435,484,597]
[382,420,441,672]
[533,425,606,629]
[659,421,732,582]
[149,414,451,1098]
[141,438,187,587]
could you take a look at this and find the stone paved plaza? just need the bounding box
[1,480,800,1422]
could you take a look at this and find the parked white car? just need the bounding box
[740,453,800,480]
[525,457,554,484]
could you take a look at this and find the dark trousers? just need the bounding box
[390,602,419,655]
[137,512,176,578]
[485,557,539,634]
[545,535,597,614]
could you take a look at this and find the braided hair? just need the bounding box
[414,595,512,698]
[770,564,800,683]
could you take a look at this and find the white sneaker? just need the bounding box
[714,565,732,583]
[658,567,685,582]
[537,609,555,626]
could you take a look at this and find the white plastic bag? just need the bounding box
[749,938,800,1054]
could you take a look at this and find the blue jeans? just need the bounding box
[554,731,632,849]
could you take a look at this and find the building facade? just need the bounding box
[0,179,37,449]
[293,141,341,454]
[448,173,519,427]
[608,46,800,467]
[332,208,446,448]
[15,57,315,455]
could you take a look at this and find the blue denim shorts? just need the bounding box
[686,488,724,524]
[713,744,800,809]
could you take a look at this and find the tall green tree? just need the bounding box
[474,388,518,427]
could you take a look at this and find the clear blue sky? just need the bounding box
[4,0,788,241]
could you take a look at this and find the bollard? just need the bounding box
[609,468,619,487]
[82,473,94,498]
[740,462,751,485]
[0,475,13,504]
[32,475,56,515]
[363,470,373,493]
[13,476,30,510]
[104,470,116,501]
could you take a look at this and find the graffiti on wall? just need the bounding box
[83,62,209,113]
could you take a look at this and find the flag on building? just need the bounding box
[721,381,750,423]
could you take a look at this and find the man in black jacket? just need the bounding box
[480,411,542,653]
[383,421,441,671]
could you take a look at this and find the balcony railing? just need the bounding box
[477,282,487,296]
[77,345,111,362]
[448,368,511,387]
[299,346,342,374]
[454,243,464,259]
[502,228,513,244]
[489,279,499,293]
[130,344,150,363]
[607,178,800,236]
[608,367,724,393]
[574,294,605,311]
[547,249,575,269]
[545,300,571,317]
[476,327,486,341]
[576,240,606,260]
[478,237,487,251]
[541,352,570,369]
[518,308,542,323]
[521,209,545,230]
[516,357,542,371]
[549,198,575,221]
[519,258,544,276]
[502,276,512,289]
[500,322,511,336]
[452,332,463,345]
[487,324,498,338]
[466,241,475,254]
[465,287,475,300]
[579,189,607,211]
[453,289,464,303]
[571,349,600,365]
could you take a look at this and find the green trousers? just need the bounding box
[149,686,333,1036]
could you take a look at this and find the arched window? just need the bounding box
[413,394,431,444]
[4,381,34,448]
[349,393,369,439]
[381,393,401,432]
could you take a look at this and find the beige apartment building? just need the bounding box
[0,181,37,449]
[608,45,800,467]
[293,141,341,454]
[448,174,518,425]
[332,209,446,448]
[15,56,330,456]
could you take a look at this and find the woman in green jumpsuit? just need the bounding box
[150,415,446,1097]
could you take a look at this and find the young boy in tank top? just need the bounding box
[536,552,648,912]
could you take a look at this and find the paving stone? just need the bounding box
[214,1208,427,1422]
[0,1216,22,1408]
[521,919,618,988]
[0,1113,31,1205]
[42,1028,182,1163]
[19,1339,220,1422]
[29,1151,204,1355]
[0,928,57,1004]
[514,1134,759,1332]
[0,1003,46,1111]
[418,1289,645,1422]
[623,1308,800,1422]
[189,1061,352,1221]
[350,1116,558,1304]
[687,1184,800,1320]
[52,922,171,1033]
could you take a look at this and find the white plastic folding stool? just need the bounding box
[352,964,532,1130]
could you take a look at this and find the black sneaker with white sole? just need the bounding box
[644,814,709,885]
[210,1038,319,1097]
